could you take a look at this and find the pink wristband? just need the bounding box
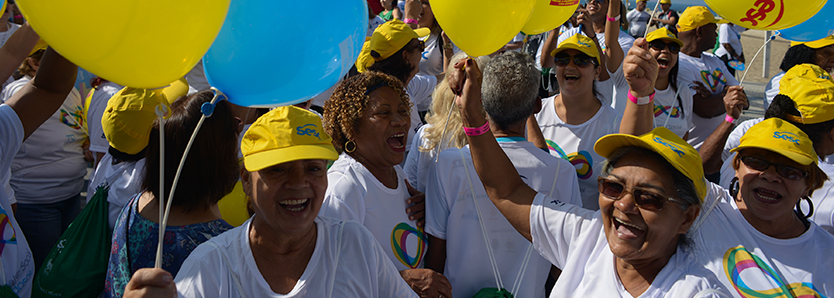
[725,114,736,124]
[606,15,620,22]
[404,18,418,25]
[463,120,490,136]
[627,90,655,105]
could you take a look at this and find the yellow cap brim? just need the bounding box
[244,144,339,172]
[413,27,431,38]
[551,43,600,64]
[730,145,815,165]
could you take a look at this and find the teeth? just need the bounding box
[391,133,404,138]
[756,189,779,201]
[615,218,644,231]
[279,199,308,206]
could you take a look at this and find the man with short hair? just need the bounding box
[424,51,580,298]
[675,6,747,180]
[626,0,651,38]
[651,0,678,33]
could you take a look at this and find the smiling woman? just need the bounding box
[321,71,452,297]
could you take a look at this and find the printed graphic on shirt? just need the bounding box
[723,246,823,298]
[390,222,427,269]
[700,69,728,92]
[0,206,17,252]
[654,105,683,118]
[60,106,84,130]
[546,140,594,180]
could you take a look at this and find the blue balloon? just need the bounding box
[778,0,834,42]
[204,0,368,107]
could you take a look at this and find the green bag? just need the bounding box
[33,185,112,298]
[473,288,514,298]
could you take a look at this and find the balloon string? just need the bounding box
[153,103,169,269]
[740,32,779,87]
[644,0,662,38]
[435,97,456,163]
[154,88,226,268]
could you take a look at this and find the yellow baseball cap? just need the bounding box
[101,78,188,155]
[29,39,48,56]
[550,33,600,65]
[659,0,671,4]
[790,36,834,49]
[594,127,707,201]
[356,19,431,73]
[778,64,834,124]
[677,6,727,32]
[646,27,684,48]
[241,106,339,172]
[731,118,818,165]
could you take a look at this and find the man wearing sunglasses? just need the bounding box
[675,7,747,182]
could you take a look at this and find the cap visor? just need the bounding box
[730,145,815,165]
[551,44,600,64]
[244,144,339,172]
[413,27,431,38]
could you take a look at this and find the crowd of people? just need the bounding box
[0,0,832,297]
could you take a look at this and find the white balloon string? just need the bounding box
[153,103,169,269]
[644,0,662,38]
[740,32,779,86]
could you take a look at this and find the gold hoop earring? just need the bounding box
[345,140,356,153]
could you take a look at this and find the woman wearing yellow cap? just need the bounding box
[321,71,451,297]
[452,58,728,297]
[764,36,834,108]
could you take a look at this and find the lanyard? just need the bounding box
[495,137,526,142]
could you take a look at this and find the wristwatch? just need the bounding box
[443,43,454,50]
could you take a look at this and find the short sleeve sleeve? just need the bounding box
[529,192,597,268]
[424,155,450,239]
[321,173,366,223]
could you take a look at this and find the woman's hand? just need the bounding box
[405,180,426,227]
[723,85,748,119]
[124,268,177,298]
[404,0,422,22]
[623,38,658,98]
[451,58,484,127]
[576,9,595,37]
[691,81,712,98]
[400,268,453,298]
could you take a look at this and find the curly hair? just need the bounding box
[324,71,412,154]
[780,45,817,72]
[420,52,490,153]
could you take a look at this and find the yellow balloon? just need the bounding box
[217,181,251,227]
[433,0,535,57]
[522,0,580,35]
[17,0,230,88]
[705,0,825,30]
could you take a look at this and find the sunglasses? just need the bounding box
[553,54,596,68]
[648,40,680,54]
[597,177,682,211]
[413,39,425,52]
[740,156,808,180]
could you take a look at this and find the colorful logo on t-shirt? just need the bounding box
[700,69,727,92]
[60,106,84,130]
[0,205,17,254]
[723,246,823,298]
[390,222,427,269]
[545,140,569,161]
[653,104,682,118]
[568,151,594,180]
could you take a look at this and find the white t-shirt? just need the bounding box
[406,75,437,149]
[717,118,763,189]
[175,217,418,298]
[714,24,745,58]
[652,84,695,138]
[678,53,739,149]
[627,9,652,38]
[529,193,730,298]
[425,141,581,298]
[764,71,784,109]
[809,162,834,235]
[4,76,87,204]
[321,153,425,271]
[403,125,437,193]
[418,33,459,77]
[368,16,386,37]
[536,95,622,210]
[0,104,35,297]
[692,183,834,297]
[87,81,124,154]
[0,23,20,90]
[86,153,146,229]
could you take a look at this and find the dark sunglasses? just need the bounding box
[553,54,596,68]
[740,156,808,180]
[648,40,680,54]
[597,177,682,211]
[414,39,425,52]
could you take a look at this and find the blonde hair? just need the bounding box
[420,52,491,152]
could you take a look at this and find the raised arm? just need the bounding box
[5,47,78,140]
[452,58,538,241]
[604,0,624,73]
[620,38,658,135]
[0,23,39,82]
[699,86,747,174]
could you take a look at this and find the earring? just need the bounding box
[730,177,739,199]
[345,140,356,153]
[796,196,815,219]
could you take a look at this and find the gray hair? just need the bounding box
[600,146,700,249]
[481,51,540,130]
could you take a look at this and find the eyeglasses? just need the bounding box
[553,54,596,68]
[597,177,682,211]
[413,39,425,52]
[648,40,680,54]
[740,156,808,180]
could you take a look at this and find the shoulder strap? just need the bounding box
[205,241,247,298]
[460,149,505,291]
